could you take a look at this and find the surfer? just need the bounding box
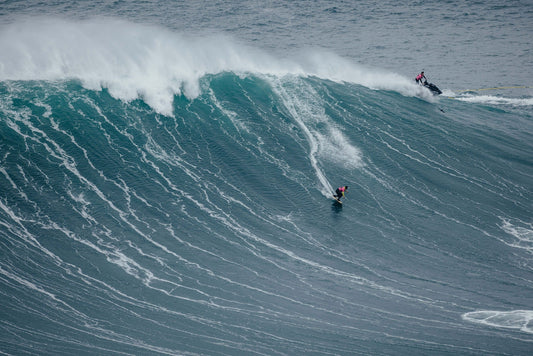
[415,71,426,84]
[334,186,348,202]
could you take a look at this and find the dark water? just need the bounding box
[1,1,532,355]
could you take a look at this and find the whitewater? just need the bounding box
[1,1,533,355]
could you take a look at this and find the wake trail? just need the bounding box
[268,75,361,197]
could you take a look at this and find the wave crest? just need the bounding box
[1,17,427,115]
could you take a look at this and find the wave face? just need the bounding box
[1,18,533,356]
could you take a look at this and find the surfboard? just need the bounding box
[332,195,342,204]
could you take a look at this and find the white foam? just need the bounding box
[1,17,429,115]
[500,219,533,253]
[462,310,533,334]
[454,94,533,106]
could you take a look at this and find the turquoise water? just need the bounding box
[1,1,533,355]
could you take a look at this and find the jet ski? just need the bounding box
[423,80,442,95]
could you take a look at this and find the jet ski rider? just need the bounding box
[415,71,427,84]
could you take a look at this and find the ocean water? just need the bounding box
[1,1,532,355]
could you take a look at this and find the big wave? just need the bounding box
[1,17,533,355]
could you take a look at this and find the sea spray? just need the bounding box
[1,18,435,116]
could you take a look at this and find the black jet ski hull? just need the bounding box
[424,82,442,95]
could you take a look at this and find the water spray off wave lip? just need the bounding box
[0,17,432,116]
